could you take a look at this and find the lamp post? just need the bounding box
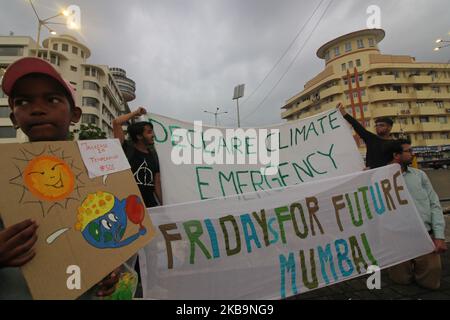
[204,107,228,127]
[434,38,450,51]
[232,84,245,128]
[28,0,72,57]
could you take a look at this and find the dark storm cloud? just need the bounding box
[1,0,449,127]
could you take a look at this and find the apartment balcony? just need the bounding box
[281,99,312,119]
[371,106,402,118]
[320,85,342,99]
[412,106,448,116]
[432,92,450,100]
[367,75,396,87]
[413,139,450,147]
[409,75,433,84]
[417,122,450,132]
[369,91,411,102]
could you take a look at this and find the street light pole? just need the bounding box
[434,38,450,51]
[28,0,68,57]
[204,107,228,127]
[232,84,245,128]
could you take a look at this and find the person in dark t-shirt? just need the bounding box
[337,103,394,169]
[113,107,162,207]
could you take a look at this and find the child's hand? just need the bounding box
[0,219,38,268]
[96,267,121,297]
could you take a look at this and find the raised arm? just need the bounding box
[337,103,376,143]
[112,107,147,144]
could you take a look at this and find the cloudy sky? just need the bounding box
[1,0,449,127]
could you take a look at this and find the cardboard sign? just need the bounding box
[0,141,155,300]
[77,139,130,179]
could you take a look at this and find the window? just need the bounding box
[85,67,90,76]
[438,116,448,124]
[38,52,48,60]
[345,42,352,52]
[324,51,330,61]
[334,47,340,56]
[81,51,84,58]
[356,59,361,67]
[441,132,449,139]
[341,63,346,71]
[0,46,24,56]
[359,74,363,82]
[82,97,100,108]
[81,114,99,125]
[368,38,375,47]
[72,46,78,55]
[357,39,364,49]
[398,118,408,125]
[53,43,58,50]
[83,81,100,91]
[423,133,432,139]
[393,85,402,93]
[419,116,430,123]
[50,54,59,66]
[0,107,10,117]
[435,101,444,108]
[348,61,354,69]
[0,126,17,138]
[431,86,441,93]
[70,66,77,72]
[416,101,425,108]
[62,44,69,52]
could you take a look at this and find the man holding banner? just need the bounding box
[385,139,447,289]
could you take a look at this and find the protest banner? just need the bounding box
[148,109,365,204]
[0,141,155,299]
[139,164,434,299]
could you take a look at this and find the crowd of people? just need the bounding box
[0,57,447,299]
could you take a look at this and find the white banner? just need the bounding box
[149,110,365,204]
[140,164,434,300]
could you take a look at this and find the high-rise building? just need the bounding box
[0,34,135,142]
[281,29,450,166]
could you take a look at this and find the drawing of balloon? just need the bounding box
[125,195,145,229]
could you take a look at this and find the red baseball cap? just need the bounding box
[1,57,77,109]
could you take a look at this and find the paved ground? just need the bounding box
[290,215,450,300]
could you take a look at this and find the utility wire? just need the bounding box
[241,0,326,107]
[242,0,334,123]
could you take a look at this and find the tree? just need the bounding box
[73,123,108,140]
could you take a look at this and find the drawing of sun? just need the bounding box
[23,155,75,201]
[9,145,86,217]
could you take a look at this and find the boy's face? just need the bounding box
[9,74,81,141]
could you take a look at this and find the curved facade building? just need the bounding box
[0,34,132,141]
[109,67,136,102]
[281,29,450,165]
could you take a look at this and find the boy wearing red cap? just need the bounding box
[0,57,119,299]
